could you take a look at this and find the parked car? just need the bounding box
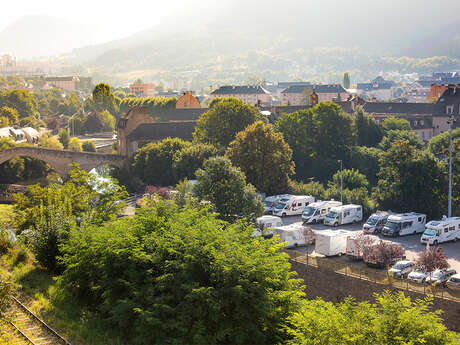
[389,260,415,278]
[446,274,460,290]
[425,269,457,286]
[407,268,428,283]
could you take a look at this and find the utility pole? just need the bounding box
[338,159,343,204]
[447,115,456,218]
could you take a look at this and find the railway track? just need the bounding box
[0,296,72,345]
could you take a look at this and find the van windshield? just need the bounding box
[327,211,339,219]
[366,216,379,226]
[303,206,315,217]
[423,229,437,236]
[275,203,286,210]
[385,221,401,231]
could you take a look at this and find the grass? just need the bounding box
[0,245,124,345]
[0,205,13,228]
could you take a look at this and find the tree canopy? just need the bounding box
[381,117,412,132]
[354,107,382,147]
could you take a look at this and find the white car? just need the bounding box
[389,260,415,278]
[425,269,457,286]
[407,268,428,283]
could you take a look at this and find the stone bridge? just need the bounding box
[0,147,127,177]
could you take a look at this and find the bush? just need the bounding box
[288,180,326,200]
[81,140,97,152]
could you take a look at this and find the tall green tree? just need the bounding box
[378,129,424,151]
[354,107,382,147]
[0,106,19,124]
[428,128,460,158]
[226,121,295,194]
[381,117,411,132]
[194,157,264,221]
[0,89,38,118]
[58,129,70,149]
[194,97,265,150]
[343,72,351,89]
[88,83,119,115]
[64,92,83,115]
[173,143,217,180]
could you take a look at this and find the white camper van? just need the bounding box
[363,211,394,234]
[272,195,315,217]
[252,215,283,238]
[302,200,342,224]
[273,224,315,248]
[421,217,460,245]
[382,212,426,237]
[315,229,354,256]
[324,204,363,227]
[263,194,291,214]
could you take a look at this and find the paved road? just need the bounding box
[282,215,460,272]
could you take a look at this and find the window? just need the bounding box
[321,209,326,215]
[444,227,449,233]
[449,226,455,231]
[418,217,422,222]
[298,202,303,207]
[447,105,454,114]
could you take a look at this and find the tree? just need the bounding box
[194,157,264,221]
[0,89,38,118]
[58,202,303,345]
[286,291,456,345]
[64,92,83,115]
[288,180,327,200]
[132,138,192,186]
[58,129,70,149]
[416,247,449,280]
[173,143,217,180]
[90,83,119,115]
[344,146,381,187]
[343,72,351,89]
[381,117,411,132]
[39,133,64,149]
[82,111,105,134]
[226,121,295,194]
[193,97,265,149]
[362,240,405,271]
[68,137,82,151]
[354,107,382,147]
[81,140,96,152]
[100,110,116,131]
[428,128,460,159]
[374,140,447,219]
[378,129,424,151]
[0,106,19,124]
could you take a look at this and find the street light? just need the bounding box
[338,159,343,204]
[447,115,456,218]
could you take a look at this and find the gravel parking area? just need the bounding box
[282,215,460,272]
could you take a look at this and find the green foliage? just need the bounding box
[344,146,381,187]
[428,128,460,158]
[343,72,351,89]
[58,129,70,149]
[378,129,424,151]
[330,168,369,191]
[100,110,116,131]
[286,291,456,345]
[58,202,303,345]
[68,137,82,152]
[381,117,412,132]
[88,83,119,116]
[276,102,356,181]
[64,92,83,115]
[374,140,447,219]
[354,107,382,147]
[0,89,38,118]
[119,96,177,121]
[0,106,19,125]
[288,180,327,200]
[69,116,84,136]
[226,121,295,194]
[173,143,217,180]
[81,140,97,152]
[39,133,64,149]
[194,97,265,149]
[0,280,12,320]
[194,157,264,222]
[132,137,192,186]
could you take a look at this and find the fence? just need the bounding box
[286,249,460,303]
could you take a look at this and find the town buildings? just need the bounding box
[129,83,156,97]
[210,85,272,106]
[357,76,396,101]
[280,84,349,105]
[45,76,80,91]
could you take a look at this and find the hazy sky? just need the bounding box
[0,0,188,42]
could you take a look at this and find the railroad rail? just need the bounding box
[1,296,72,345]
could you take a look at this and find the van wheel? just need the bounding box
[334,222,338,227]
[312,219,317,224]
[413,230,417,235]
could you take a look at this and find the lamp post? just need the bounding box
[338,159,343,204]
[447,115,456,218]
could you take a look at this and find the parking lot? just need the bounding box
[282,215,460,272]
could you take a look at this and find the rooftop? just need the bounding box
[211,85,270,95]
[363,102,434,115]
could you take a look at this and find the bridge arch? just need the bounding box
[0,147,127,178]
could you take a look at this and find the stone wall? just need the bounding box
[290,259,460,332]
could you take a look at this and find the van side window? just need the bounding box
[449,226,455,231]
[444,227,449,233]
[418,217,422,222]
[298,202,302,207]
[321,209,326,215]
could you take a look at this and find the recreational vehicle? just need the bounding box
[273,224,315,248]
[420,217,460,245]
[272,195,315,217]
[301,200,342,224]
[363,211,394,234]
[315,229,354,256]
[382,212,426,237]
[252,215,283,238]
[324,204,363,227]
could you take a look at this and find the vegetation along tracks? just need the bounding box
[1,296,72,345]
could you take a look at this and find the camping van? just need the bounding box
[263,194,291,214]
[315,229,354,256]
[302,200,342,224]
[382,212,426,237]
[324,204,363,227]
[363,211,394,234]
[421,217,460,245]
[273,224,315,248]
[252,215,283,238]
[272,195,315,217]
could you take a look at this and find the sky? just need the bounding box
[0,0,188,43]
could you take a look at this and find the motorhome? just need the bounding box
[346,232,379,259]
[315,229,354,256]
[272,195,315,217]
[263,194,291,214]
[273,224,315,248]
[382,212,426,237]
[301,200,342,224]
[324,204,363,227]
[363,211,394,234]
[252,215,283,238]
[420,217,460,245]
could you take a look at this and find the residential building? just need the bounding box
[311,84,350,102]
[405,80,434,103]
[210,85,272,106]
[157,90,181,98]
[129,83,156,97]
[357,76,396,101]
[45,76,79,91]
[280,85,314,106]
